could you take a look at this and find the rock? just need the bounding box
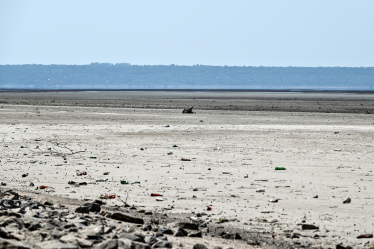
[1,199,15,209]
[152,240,173,248]
[213,247,223,249]
[292,233,301,239]
[173,227,188,237]
[144,235,157,245]
[7,211,22,218]
[142,224,152,231]
[1,217,25,230]
[60,234,79,244]
[0,227,10,239]
[222,233,242,240]
[0,238,30,249]
[193,244,208,249]
[75,206,90,214]
[343,198,351,204]
[34,240,79,249]
[188,231,202,237]
[117,232,145,243]
[336,244,353,249]
[302,224,319,230]
[89,203,101,212]
[43,201,53,206]
[81,231,102,242]
[161,229,173,235]
[169,222,199,230]
[92,239,117,249]
[111,212,144,224]
[77,238,93,248]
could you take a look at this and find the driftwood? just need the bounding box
[182,107,194,114]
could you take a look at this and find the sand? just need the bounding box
[1,91,374,248]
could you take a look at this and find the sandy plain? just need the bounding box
[1,91,374,248]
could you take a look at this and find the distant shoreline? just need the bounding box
[2,88,374,94]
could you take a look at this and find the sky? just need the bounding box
[1,0,373,67]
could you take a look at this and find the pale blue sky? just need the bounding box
[1,0,373,66]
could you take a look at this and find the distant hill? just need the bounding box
[0,63,373,90]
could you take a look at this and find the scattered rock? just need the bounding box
[173,227,188,237]
[111,212,144,224]
[188,231,203,237]
[302,224,319,230]
[193,243,208,249]
[74,206,89,214]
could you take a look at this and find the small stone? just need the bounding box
[302,224,319,230]
[173,227,188,237]
[222,233,242,240]
[343,198,351,204]
[161,229,173,235]
[111,212,144,224]
[188,231,202,238]
[193,244,208,249]
[89,203,101,212]
[75,206,90,214]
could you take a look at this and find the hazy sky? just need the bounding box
[1,0,373,66]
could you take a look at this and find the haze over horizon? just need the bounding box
[1,0,374,67]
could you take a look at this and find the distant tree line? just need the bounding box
[0,63,373,90]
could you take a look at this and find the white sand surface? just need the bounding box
[1,100,374,247]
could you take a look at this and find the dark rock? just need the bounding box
[27,222,42,231]
[222,233,242,240]
[1,217,25,230]
[161,229,173,235]
[152,240,172,248]
[188,231,202,238]
[1,199,14,209]
[75,206,90,214]
[7,211,22,218]
[173,227,188,237]
[89,203,101,212]
[142,224,152,231]
[177,222,199,230]
[111,212,144,224]
[43,201,53,206]
[302,224,319,230]
[213,247,223,249]
[193,244,208,249]
[34,240,79,249]
[336,244,353,249]
[93,239,117,249]
[0,238,30,249]
[0,227,9,239]
[292,233,301,239]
